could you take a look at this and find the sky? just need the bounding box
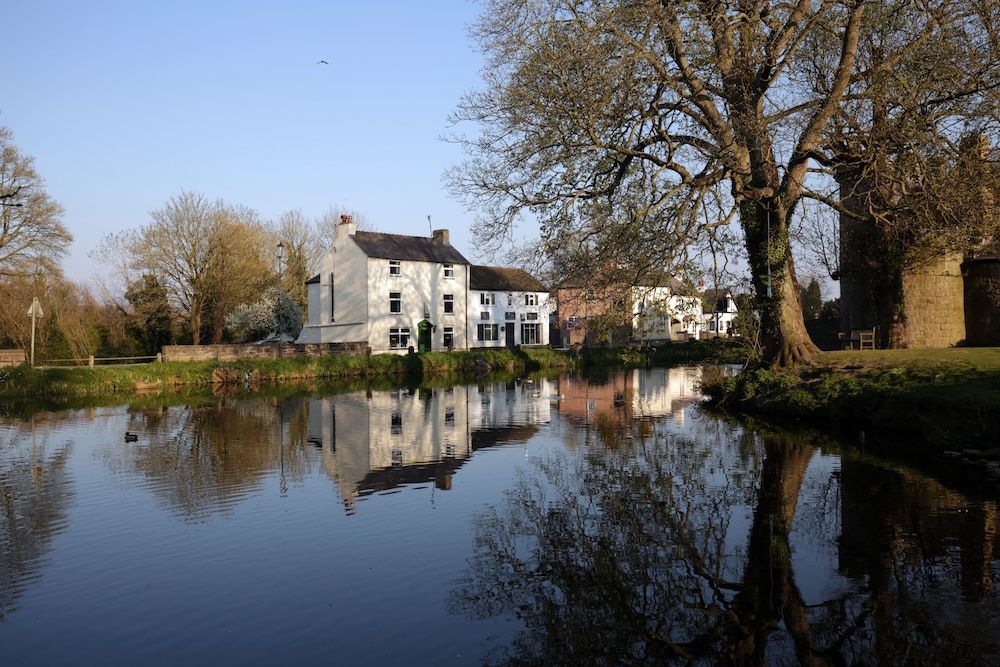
[2,0,491,283]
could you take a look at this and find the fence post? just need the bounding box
[88,355,95,368]
[156,352,162,364]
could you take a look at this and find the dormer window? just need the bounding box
[389,260,401,276]
[443,263,454,278]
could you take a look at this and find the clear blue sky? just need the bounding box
[2,0,488,281]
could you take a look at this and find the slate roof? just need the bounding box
[470,265,548,292]
[351,231,469,264]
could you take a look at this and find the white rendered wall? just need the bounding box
[468,290,551,348]
[366,256,470,353]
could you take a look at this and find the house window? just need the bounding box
[481,311,490,320]
[480,292,495,305]
[505,311,516,321]
[389,292,401,313]
[524,294,538,306]
[389,327,410,348]
[443,294,454,314]
[525,312,538,321]
[521,323,540,345]
[477,323,499,341]
[389,260,401,276]
[567,316,581,329]
[445,408,455,427]
[391,412,403,435]
[507,293,513,306]
[391,449,403,465]
[443,263,454,278]
[443,326,454,349]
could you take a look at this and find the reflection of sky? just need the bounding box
[1,372,999,663]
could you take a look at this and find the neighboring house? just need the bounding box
[468,265,551,348]
[555,277,702,347]
[631,282,704,343]
[295,216,471,353]
[701,289,738,338]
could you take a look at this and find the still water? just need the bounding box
[2,368,999,665]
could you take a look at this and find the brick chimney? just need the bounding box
[432,228,449,245]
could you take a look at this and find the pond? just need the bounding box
[2,368,999,664]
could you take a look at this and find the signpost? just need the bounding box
[27,297,43,367]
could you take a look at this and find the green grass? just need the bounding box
[702,347,1000,449]
[0,347,575,407]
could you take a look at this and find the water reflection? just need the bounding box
[0,370,998,664]
[0,418,73,620]
[312,380,553,513]
[450,406,1000,664]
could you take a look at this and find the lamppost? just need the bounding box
[276,241,286,279]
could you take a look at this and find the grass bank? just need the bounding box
[0,347,574,407]
[702,348,1000,450]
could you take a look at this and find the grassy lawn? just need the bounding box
[704,347,1000,449]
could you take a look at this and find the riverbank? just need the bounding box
[0,348,573,406]
[702,348,1000,451]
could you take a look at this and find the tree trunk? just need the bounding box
[742,200,820,366]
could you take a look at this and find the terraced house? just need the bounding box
[296,219,551,353]
[296,216,471,353]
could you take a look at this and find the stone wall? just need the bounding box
[963,257,1000,346]
[0,349,26,367]
[902,254,967,348]
[162,342,369,363]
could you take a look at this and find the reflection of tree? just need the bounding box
[451,421,1000,664]
[105,398,314,518]
[0,424,73,621]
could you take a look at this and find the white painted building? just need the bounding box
[631,284,704,342]
[295,217,471,353]
[468,265,551,348]
[701,289,738,337]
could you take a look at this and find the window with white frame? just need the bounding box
[507,293,513,306]
[389,260,401,276]
[389,327,410,348]
[477,323,499,341]
[525,312,538,320]
[481,311,490,320]
[443,263,454,278]
[389,292,401,313]
[391,412,403,435]
[521,323,540,345]
[443,294,454,314]
[443,326,454,349]
[505,311,516,320]
[524,293,538,306]
[480,292,495,305]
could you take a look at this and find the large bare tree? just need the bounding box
[0,126,71,277]
[450,0,994,365]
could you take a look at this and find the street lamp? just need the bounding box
[276,241,285,276]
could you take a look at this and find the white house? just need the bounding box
[295,216,471,353]
[701,289,738,337]
[631,282,704,343]
[468,265,551,348]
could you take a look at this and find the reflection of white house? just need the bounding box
[627,366,703,424]
[631,282,704,342]
[701,289,738,337]
[295,216,472,353]
[469,266,551,348]
[307,381,555,513]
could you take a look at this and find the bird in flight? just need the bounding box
[316,60,329,65]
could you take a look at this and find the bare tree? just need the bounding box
[0,126,72,277]
[450,0,995,365]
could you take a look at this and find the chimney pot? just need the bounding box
[340,214,353,225]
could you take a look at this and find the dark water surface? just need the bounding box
[2,368,999,665]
